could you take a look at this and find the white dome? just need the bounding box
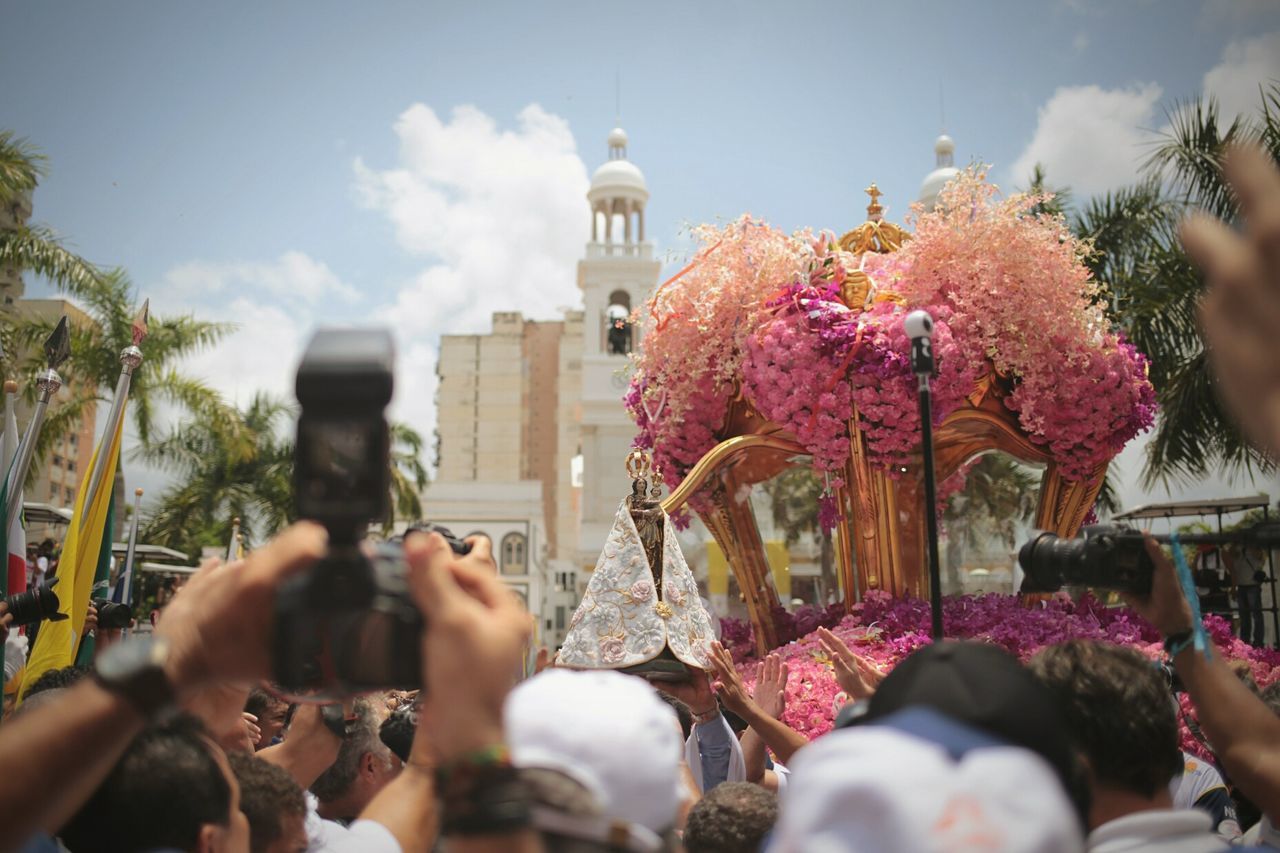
[918,133,959,211]
[591,158,648,193]
[607,127,629,149]
[918,166,959,210]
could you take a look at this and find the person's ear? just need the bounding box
[196,822,222,853]
[361,750,378,780]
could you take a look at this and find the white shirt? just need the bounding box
[304,792,400,853]
[1088,808,1229,853]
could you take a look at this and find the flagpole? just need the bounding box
[120,488,142,606]
[3,381,17,483]
[7,318,71,533]
[226,516,240,562]
[78,301,147,534]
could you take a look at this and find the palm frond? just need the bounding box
[0,131,45,202]
[0,227,104,298]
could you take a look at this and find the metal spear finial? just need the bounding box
[44,316,70,370]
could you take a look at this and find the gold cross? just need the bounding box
[865,183,884,220]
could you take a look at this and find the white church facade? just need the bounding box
[422,127,659,649]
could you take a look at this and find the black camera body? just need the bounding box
[1018,524,1153,595]
[271,329,471,698]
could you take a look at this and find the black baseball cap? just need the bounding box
[839,641,1089,824]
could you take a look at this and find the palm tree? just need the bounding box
[1069,86,1280,487]
[762,466,837,601]
[386,422,429,532]
[0,132,104,299]
[943,455,1039,553]
[142,399,429,556]
[138,393,294,558]
[2,268,233,470]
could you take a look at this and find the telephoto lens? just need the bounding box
[1018,524,1153,595]
[3,577,69,626]
[91,598,134,630]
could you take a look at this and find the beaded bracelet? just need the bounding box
[436,745,531,836]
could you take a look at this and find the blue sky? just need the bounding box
[3,0,1280,512]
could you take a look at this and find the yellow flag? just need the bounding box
[18,412,126,702]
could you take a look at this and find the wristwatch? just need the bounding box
[93,635,178,718]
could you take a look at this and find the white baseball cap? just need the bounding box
[768,708,1084,853]
[504,668,682,834]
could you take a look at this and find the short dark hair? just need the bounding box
[25,664,88,698]
[244,687,273,720]
[654,690,692,741]
[311,698,386,802]
[227,751,306,853]
[59,714,232,852]
[1027,640,1181,798]
[683,781,777,853]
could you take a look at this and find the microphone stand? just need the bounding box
[906,310,944,641]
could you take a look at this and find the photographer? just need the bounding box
[1125,537,1280,843]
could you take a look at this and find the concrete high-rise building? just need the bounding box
[423,127,660,649]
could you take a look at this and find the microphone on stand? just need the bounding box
[904,310,944,641]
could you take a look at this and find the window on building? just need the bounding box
[51,454,62,467]
[555,606,566,631]
[65,459,75,474]
[500,533,527,574]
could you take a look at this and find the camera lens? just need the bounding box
[92,599,133,630]
[3,577,69,626]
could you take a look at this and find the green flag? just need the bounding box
[74,495,115,666]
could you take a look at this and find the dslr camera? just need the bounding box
[3,576,68,627]
[90,598,133,630]
[272,329,469,698]
[1018,524,1153,595]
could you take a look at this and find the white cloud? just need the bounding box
[164,251,358,307]
[156,251,353,407]
[1006,83,1163,196]
[355,101,591,443]
[1202,31,1280,122]
[1072,32,1090,54]
[136,103,589,486]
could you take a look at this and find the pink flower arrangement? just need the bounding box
[627,217,808,491]
[628,170,1155,492]
[729,591,1280,744]
[863,169,1156,478]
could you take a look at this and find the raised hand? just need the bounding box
[707,641,753,719]
[817,626,884,701]
[1183,143,1280,460]
[751,653,789,721]
[1121,535,1195,639]
[403,531,532,762]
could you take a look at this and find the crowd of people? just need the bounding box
[0,143,1276,853]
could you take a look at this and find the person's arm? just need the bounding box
[403,533,542,852]
[0,678,147,836]
[258,702,342,789]
[706,642,807,766]
[1125,536,1280,822]
[0,524,327,843]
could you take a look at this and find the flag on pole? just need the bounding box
[18,412,127,702]
[74,495,115,666]
[2,391,26,597]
